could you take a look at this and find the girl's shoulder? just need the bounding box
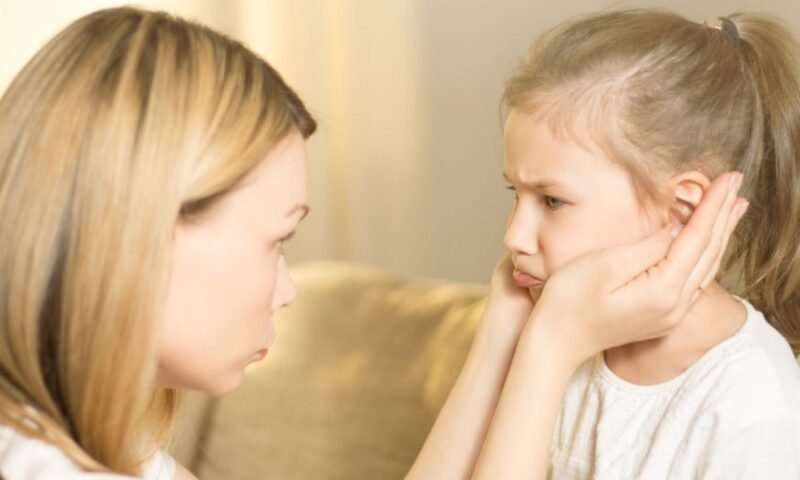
[0,424,175,480]
[699,300,800,477]
[704,298,800,423]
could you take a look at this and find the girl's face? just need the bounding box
[503,110,662,300]
[157,131,308,395]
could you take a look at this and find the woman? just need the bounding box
[0,7,745,479]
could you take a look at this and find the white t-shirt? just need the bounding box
[0,425,176,480]
[550,298,800,479]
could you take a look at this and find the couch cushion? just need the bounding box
[192,262,487,480]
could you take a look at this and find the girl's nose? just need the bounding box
[503,206,538,256]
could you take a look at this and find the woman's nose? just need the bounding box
[272,256,297,311]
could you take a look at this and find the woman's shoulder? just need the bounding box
[0,424,122,479]
[141,449,177,480]
[0,424,134,479]
[0,424,174,480]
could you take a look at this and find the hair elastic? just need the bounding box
[703,17,741,46]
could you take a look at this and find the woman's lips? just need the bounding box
[512,269,544,288]
[253,349,269,361]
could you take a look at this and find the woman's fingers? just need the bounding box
[698,198,749,291]
[662,172,742,294]
[680,173,743,297]
[494,252,514,276]
[687,199,747,305]
[530,172,749,358]
[601,225,675,289]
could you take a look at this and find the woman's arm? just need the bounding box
[405,255,535,480]
[410,172,746,480]
[469,320,574,479]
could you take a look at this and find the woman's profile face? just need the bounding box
[157,131,308,395]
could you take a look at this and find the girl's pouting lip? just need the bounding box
[512,268,544,288]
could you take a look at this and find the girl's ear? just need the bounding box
[666,171,711,225]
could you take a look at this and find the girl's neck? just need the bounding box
[604,282,747,386]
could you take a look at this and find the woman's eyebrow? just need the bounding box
[502,172,569,191]
[287,204,310,220]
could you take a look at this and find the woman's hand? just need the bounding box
[489,253,533,311]
[480,253,535,342]
[527,171,748,369]
[472,172,747,480]
[415,173,746,480]
[406,256,535,480]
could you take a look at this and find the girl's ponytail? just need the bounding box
[731,14,800,354]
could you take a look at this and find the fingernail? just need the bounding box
[728,174,738,192]
[668,223,684,238]
[737,200,750,219]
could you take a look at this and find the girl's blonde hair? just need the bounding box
[0,7,315,475]
[504,9,800,354]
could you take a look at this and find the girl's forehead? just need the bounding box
[505,113,623,180]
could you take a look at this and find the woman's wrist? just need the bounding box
[518,309,587,378]
[477,299,530,352]
[470,307,578,480]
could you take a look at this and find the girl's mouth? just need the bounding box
[512,269,544,288]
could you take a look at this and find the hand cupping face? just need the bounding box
[525,172,746,367]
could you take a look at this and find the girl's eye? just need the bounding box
[544,195,565,210]
[506,186,519,206]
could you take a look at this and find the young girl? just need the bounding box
[498,9,800,478]
[0,6,748,480]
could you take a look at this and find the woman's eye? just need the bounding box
[277,232,295,255]
[544,195,565,210]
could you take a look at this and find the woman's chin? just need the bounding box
[166,369,246,396]
[206,371,246,396]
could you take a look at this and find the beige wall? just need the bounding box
[2,0,799,283]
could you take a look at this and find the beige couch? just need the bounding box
[170,262,488,480]
[168,262,800,479]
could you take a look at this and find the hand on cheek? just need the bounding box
[525,172,746,367]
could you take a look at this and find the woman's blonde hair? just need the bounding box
[504,9,800,354]
[0,6,315,475]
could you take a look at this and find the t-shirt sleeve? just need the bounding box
[140,450,176,480]
[699,414,800,479]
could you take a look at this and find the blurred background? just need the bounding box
[2,0,799,284]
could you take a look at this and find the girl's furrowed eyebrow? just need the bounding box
[502,172,569,191]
